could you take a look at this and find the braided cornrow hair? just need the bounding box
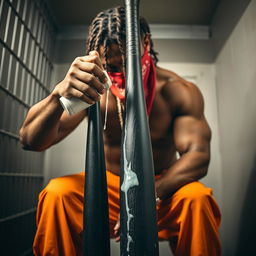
[86,6,159,67]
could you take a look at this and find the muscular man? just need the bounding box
[20,6,221,256]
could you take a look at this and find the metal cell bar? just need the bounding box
[0,173,43,178]
[12,59,19,95]
[0,0,3,18]
[0,207,36,223]
[6,0,53,67]
[36,0,57,38]
[29,78,35,106]
[28,39,35,71]
[5,3,15,47]
[33,45,39,77]
[0,83,30,108]
[3,4,12,43]
[37,13,43,44]
[0,1,8,39]
[1,48,11,89]
[6,52,14,91]
[0,38,50,94]
[17,22,24,58]
[32,8,39,38]
[0,128,19,140]
[10,14,18,50]
[25,73,31,104]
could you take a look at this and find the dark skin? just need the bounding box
[19,34,211,241]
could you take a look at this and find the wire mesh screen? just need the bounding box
[0,0,55,254]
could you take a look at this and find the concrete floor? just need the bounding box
[110,240,173,256]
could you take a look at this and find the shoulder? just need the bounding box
[156,66,204,118]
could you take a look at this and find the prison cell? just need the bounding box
[0,0,56,254]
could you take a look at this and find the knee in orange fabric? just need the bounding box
[40,174,84,206]
[43,178,71,199]
[173,181,212,203]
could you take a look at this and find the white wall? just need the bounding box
[213,1,256,255]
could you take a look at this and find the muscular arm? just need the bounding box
[19,93,87,151]
[155,82,211,199]
[20,51,107,151]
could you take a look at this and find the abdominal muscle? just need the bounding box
[104,141,177,176]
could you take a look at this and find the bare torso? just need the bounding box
[101,66,186,175]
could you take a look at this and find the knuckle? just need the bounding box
[90,55,97,62]
[69,70,75,77]
[87,74,95,83]
[77,93,84,99]
[74,56,80,62]
[73,57,80,66]
[90,63,97,72]
[82,84,89,93]
[72,61,78,68]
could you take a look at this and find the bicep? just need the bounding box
[173,115,211,155]
[172,82,211,155]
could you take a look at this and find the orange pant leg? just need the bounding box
[33,172,84,256]
[157,181,221,256]
[33,171,120,256]
[33,171,221,256]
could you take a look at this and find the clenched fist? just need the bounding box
[52,51,108,105]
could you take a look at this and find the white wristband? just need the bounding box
[59,70,112,115]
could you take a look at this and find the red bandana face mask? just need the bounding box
[108,49,156,115]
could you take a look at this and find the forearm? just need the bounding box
[19,92,64,151]
[155,150,210,199]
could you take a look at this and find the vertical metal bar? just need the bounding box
[17,23,24,58]
[0,0,4,19]
[37,50,42,82]
[33,45,39,76]
[20,66,26,102]
[21,0,28,21]
[0,1,8,40]
[25,73,31,105]
[83,103,110,256]
[28,39,35,70]
[37,12,43,43]
[10,8,18,50]
[27,0,35,31]
[3,4,12,43]
[29,78,35,106]
[32,8,38,38]
[13,59,19,95]
[22,30,30,66]
[120,0,159,255]
[6,54,15,92]
[0,48,10,88]
[0,45,5,85]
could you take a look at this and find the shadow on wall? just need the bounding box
[236,154,256,255]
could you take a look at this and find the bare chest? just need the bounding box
[100,88,174,146]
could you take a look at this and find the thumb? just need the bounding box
[89,50,99,57]
[89,50,104,70]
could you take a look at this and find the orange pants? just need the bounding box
[33,170,221,256]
